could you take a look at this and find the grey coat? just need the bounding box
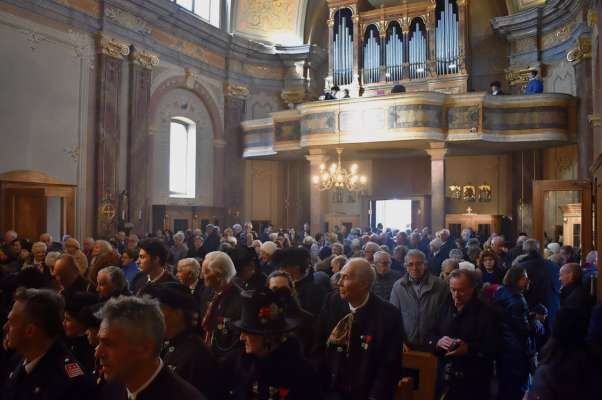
[389,273,449,351]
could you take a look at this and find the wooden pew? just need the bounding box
[395,351,438,400]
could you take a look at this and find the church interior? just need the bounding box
[1,0,602,399]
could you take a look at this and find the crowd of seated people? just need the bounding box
[0,222,600,400]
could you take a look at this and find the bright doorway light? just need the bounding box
[375,199,412,231]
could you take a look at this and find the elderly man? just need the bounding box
[431,269,498,400]
[170,232,189,265]
[96,266,130,300]
[316,258,403,400]
[95,296,205,399]
[199,251,242,361]
[363,241,380,264]
[53,254,95,297]
[559,263,593,315]
[491,236,510,269]
[64,238,89,275]
[143,282,217,398]
[24,241,48,273]
[176,257,204,307]
[131,238,176,295]
[372,251,403,301]
[3,288,93,400]
[390,249,448,351]
[428,238,445,276]
[83,237,95,264]
[40,232,63,252]
[127,234,140,250]
[258,241,278,275]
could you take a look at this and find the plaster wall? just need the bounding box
[0,10,95,238]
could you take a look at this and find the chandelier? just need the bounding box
[312,147,367,192]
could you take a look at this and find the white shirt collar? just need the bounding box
[147,269,166,283]
[23,352,46,374]
[189,279,199,293]
[349,293,370,313]
[126,359,163,400]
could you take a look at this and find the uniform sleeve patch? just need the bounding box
[65,363,84,378]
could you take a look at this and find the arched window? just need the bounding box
[169,117,196,198]
[172,0,221,28]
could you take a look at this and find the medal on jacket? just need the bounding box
[360,335,373,350]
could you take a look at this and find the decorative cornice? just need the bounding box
[105,6,152,35]
[505,65,541,87]
[97,34,130,59]
[281,89,306,105]
[567,37,592,63]
[224,82,250,99]
[130,48,159,69]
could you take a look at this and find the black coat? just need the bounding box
[108,365,206,400]
[202,233,220,254]
[430,295,498,400]
[63,335,95,374]
[518,253,549,309]
[295,271,327,318]
[238,271,267,292]
[131,269,176,296]
[3,340,94,400]
[61,276,95,298]
[559,283,593,315]
[161,330,218,399]
[200,285,243,361]
[315,292,403,400]
[231,338,321,400]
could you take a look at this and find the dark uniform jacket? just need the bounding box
[3,340,93,400]
[238,272,267,292]
[161,329,218,399]
[232,338,321,400]
[61,276,95,298]
[111,365,206,400]
[200,284,243,361]
[63,335,95,374]
[315,292,403,400]
[430,295,498,400]
[131,269,176,296]
[295,271,327,317]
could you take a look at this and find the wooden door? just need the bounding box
[4,188,47,241]
[533,180,592,259]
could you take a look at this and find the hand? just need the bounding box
[437,336,454,351]
[534,314,546,322]
[402,343,411,353]
[446,339,469,357]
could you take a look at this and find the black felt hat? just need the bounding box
[78,302,103,329]
[232,287,300,335]
[142,281,197,311]
[65,292,100,317]
[227,246,258,273]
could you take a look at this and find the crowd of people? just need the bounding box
[0,223,601,400]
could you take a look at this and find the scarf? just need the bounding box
[327,312,354,352]
[202,283,233,346]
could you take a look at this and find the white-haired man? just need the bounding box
[372,251,403,301]
[176,257,204,307]
[316,258,403,399]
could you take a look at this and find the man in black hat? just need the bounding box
[229,287,321,399]
[273,247,327,318]
[228,247,266,291]
[143,281,218,399]
[63,292,100,373]
[3,288,93,400]
[315,257,403,400]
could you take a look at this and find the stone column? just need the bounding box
[426,146,447,231]
[223,82,249,226]
[127,47,159,235]
[573,40,593,179]
[95,34,129,238]
[306,150,329,235]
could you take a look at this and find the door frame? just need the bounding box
[533,179,592,260]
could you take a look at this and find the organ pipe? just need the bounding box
[332,11,353,86]
[408,22,426,80]
[385,25,403,82]
[436,0,459,75]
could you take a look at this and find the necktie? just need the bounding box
[327,312,354,352]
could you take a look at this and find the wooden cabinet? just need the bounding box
[445,214,502,239]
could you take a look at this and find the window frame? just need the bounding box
[168,117,197,199]
[171,0,221,28]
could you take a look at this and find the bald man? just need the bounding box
[315,258,403,400]
[559,263,593,315]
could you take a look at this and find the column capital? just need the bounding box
[97,33,130,59]
[130,47,159,69]
[426,145,448,160]
[224,82,250,99]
